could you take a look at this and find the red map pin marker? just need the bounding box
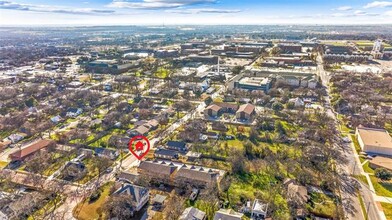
[128,135,150,160]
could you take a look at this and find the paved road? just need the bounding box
[1,80,223,219]
[317,54,363,220]
[317,54,382,220]
[119,85,224,169]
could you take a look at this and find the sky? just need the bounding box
[0,0,392,25]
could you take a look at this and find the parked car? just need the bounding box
[225,135,235,140]
[189,188,199,201]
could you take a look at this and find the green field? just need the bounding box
[381,202,392,220]
[0,161,8,169]
[370,176,392,197]
[155,67,170,78]
[307,192,338,218]
[362,161,375,174]
[73,182,113,220]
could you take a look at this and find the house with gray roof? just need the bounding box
[179,207,206,220]
[114,183,149,213]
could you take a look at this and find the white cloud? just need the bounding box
[386,10,392,15]
[166,8,241,14]
[354,10,367,15]
[364,1,392,8]
[0,1,115,14]
[336,6,352,11]
[108,0,216,9]
[332,10,379,17]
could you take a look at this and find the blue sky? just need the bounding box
[1,0,392,25]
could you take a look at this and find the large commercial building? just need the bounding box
[234,77,272,92]
[86,59,138,74]
[356,126,392,156]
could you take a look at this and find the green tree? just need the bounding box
[232,65,244,75]
[274,120,286,135]
[375,168,392,181]
[272,102,284,112]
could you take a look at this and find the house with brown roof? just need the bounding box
[236,103,256,121]
[137,160,225,188]
[216,102,239,113]
[138,160,177,182]
[356,126,392,156]
[284,179,309,206]
[204,104,222,118]
[204,102,239,119]
[175,164,221,187]
[9,139,55,161]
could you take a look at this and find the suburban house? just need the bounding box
[276,75,301,87]
[62,161,87,181]
[185,151,203,161]
[251,199,268,220]
[152,194,167,210]
[138,160,177,182]
[356,126,392,156]
[137,160,225,188]
[166,140,188,152]
[214,209,244,220]
[9,139,55,161]
[129,125,150,136]
[204,102,239,118]
[94,147,119,160]
[50,115,62,124]
[128,119,159,137]
[284,179,309,206]
[289,97,305,108]
[179,207,206,220]
[154,148,179,160]
[66,108,83,118]
[236,103,256,121]
[218,102,239,113]
[113,183,149,215]
[175,164,222,187]
[7,133,26,144]
[204,104,222,118]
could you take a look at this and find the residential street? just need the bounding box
[317,54,384,220]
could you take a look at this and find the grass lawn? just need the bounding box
[362,162,375,174]
[73,182,114,220]
[42,153,77,176]
[77,158,100,184]
[0,161,8,169]
[359,156,366,164]
[358,192,368,220]
[381,202,392,220]
[28,195,63,220]
[89,134,112,148]
[354,175,369,186]
[337,114,352,133]
[350,134,361,153]
[370,176,392,197]
[226,139,244,150]
[307,192,338,218]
